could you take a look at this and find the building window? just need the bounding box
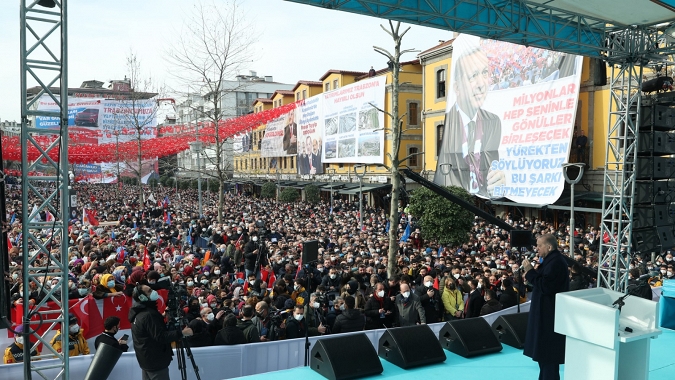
[291,156,295,169]
[408,102,418,126]
[436,124,444,157]
[408,147,419,167]
[437,69,446,99]
[302,90,307,99]
[333,80,339,89]
[325,83,330,91]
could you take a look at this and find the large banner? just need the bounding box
[260,112,296,157]
[434,34,583,204]
[297,95,324,175]
[36,96,158,183]
[322,76,386,164]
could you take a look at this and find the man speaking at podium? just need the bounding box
[521,234,569,380]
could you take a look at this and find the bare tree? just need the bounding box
[166,0,256,223]
[113,51,160,204]
[372,21,421,279]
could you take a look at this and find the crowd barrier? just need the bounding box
[0,302,530,379]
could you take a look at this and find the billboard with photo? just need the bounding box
[260,112,296,157]
[434,34,583,204]
[37,96,159,183]
[322,76,386,164]
[297,95,324,175]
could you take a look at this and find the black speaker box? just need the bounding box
[638,131,675,155]
[378,325,446,369]
[84,343,124,380]
[633,205,671,229]
[636,157,675,180]
[491,312,529,349]
[640,105,675,131]
[438,318,503,358]
[633,226,675,254]
[310,333,383,380]
[510,230,533,248]
[302,240,319,263]
[634,180,675,204]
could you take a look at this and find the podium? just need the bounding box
[555,288,661,380]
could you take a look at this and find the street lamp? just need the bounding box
[190,141,203,217]
[275,167,280,201]
[354,164,367,231]
[439,163,453,175]
[326,168,336,212]
[562,163,586,247]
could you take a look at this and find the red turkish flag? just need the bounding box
[156,289,169,315]
[143,246,152,271]
[103,295,132,329]
[69,295,104,339]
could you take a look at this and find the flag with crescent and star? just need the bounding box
[103,294,132,329]
[70,295,104,339]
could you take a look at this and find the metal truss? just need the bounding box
[20,1,70,379]
[597,29,652,292]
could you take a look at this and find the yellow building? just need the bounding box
[418,39,611,225]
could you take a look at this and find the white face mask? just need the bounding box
[210,302,217,308]
[69,324,80,334]
[204,272,210,276]
[214,270,221,275]
[15,336,24,345]
[206,313,215,321]
[424,281,433,287]
[453,274,460,279]
[187,281,194,287]
[330,274,336,279]
[249,280,255,285]
[294,314,304,321]
[339,304,346,311]
[377,290,385,298]
[252,237,258,242]
[402,291,410,298]
[78,288,88,296]
[312,302,320,308]
[477,283,482,289]
[668,271,673,277]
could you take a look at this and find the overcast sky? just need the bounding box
[0,0,452,121]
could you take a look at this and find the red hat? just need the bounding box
[183,266,194,277]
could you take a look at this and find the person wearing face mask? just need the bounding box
[243,232,260,279]
[321,267,342,292]
[441,277,465,321]
[94,316,129,352]
[291,279,309,306]
[3,325,39,364]
[464,279,485,319]
[92,273,124,300]
[364,283,394,329]
[415,275,442,323]
[74,279,92,299]
[395,283,426,327]
[129,284,193,380]
[49,313,90,357]
[332,295,365,333]
[285,305,311,339]
[187,307,225,347]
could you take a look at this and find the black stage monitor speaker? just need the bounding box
[492,312,529,349]
[378,325,446,369]
[84,343,124,380]
[510,230,533,248]
[302,240,319,263]
[439,318,503,358]
[310,333,383,380]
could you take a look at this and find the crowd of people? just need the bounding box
[3,181,667,373]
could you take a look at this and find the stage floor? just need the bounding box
[236,328,675,380]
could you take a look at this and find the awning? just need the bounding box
[339,184,390,195]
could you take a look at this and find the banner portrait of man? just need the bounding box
[282,111,298,155]
[435,34,504,197]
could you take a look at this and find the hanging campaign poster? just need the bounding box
[296,95,324,175]
[322,76,386,164]
[260,112,296,157]
[434,34,583,204]
[36,96,158,183]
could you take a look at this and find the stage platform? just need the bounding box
[236,328,675,380]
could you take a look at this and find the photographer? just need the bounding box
[243,232,260,278]
[129,284,193,380]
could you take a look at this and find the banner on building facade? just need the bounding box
[322,76,386,165]
[433,34,583,204]
[297,95,324,175]
[260,111,297,158]
[36,96,159,183]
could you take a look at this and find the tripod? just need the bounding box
[175,335,201,380]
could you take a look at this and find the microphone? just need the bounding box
[518,251,537,271]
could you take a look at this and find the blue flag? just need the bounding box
[437,245,443,257]
[400,223,411,243]
[111,230,116,240]
[187,226,193,245]
[10,213,16,225]
[385,221,390,233]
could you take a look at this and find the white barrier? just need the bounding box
[0,302,531,379]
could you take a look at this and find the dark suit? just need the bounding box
[435,105,501,198]
[298,153,310,175]
[524,249,570,380]
[310,152,322,174]
[283,123,297,154]
[465,289,485,318]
